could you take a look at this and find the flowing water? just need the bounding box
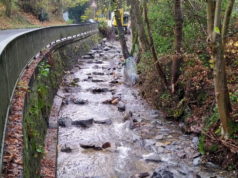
[56,40,236,178]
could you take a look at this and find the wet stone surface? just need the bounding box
[56,41,235,178]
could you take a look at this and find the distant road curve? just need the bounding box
[0,28,39,52]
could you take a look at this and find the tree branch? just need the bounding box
[222,0,235,42]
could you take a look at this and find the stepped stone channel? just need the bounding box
[56,40,234,178]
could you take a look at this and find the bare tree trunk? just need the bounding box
[113,0,130,59]
[130,2,139,55]
[207,0,215,36]
[57,0,63,18]
[222,0,235,113]
[209,0,234,138]
[143,0,169,89]
[171,0,183,93]
[222,0,235,41]
[3,0,12,17]
[130,0,149,52]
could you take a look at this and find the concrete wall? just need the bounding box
[0,23,98,172]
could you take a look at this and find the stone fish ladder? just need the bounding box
[56,41,235,178]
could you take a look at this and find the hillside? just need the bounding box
[0,2,66,30]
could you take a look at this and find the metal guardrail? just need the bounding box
[0,23,98,165]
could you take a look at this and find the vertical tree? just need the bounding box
[143,0,169,89]
[112,0,130,59]
[171,0,183,93]
[3,0,12,17]
[206,0,215,36]
[56,0,63,17]
[129,0,139,56]
[207,0,235,138]
[129,0,149,52]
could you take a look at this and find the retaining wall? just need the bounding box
[0,23,98,177]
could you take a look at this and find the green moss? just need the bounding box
[198,135,205,155]
[208,144,219,152]
[204,107,219,130]
[23,59,64,177]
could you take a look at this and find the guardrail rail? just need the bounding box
[0,23,98,170]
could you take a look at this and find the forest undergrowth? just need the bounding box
[137,35,238,170]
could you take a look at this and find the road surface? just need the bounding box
[0,28,38,52]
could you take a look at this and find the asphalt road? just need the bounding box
[0,29,36,42]
[0,28,38,52]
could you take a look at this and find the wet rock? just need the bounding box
[156,147,164,153]
[96,50,103,53]
[95,53,100,58]
[91,88,109,93]
[103,47,111,51]
[102,38,107,43]
[94,60,103,64]
[87,51,95,56]
[102,56,108,60]
[62,98,70,105]
[133,118,142,123]
[102,142,111,149]
[132,172,150,178]
[143,153,162,163]
[72,118,94,128]
[192,152,201,158]
[206,162,219,169]
[193,157,201,166]
[192,137,199,145]
[123,111,133,121]
[105,42,113,47]
[110,80,119,84]
[178,166,189,176]
[58,117,72,127]
[132,133,141,142]
[80,142,111,150]
[73,78,80,83]
[92,79,104,83]
[93,65,100,69]
[111,89,116,95]
[92,72,105,75]
[155,135,164,140]
[94,119,112,125]
[144,139,156,148]
[63,87,70,93]
[118,102,126,112]
[177,151,186,159]
[80,144,102,150]
[151,169,174,178]
[69,80,79,87]
[71,98,88,105]
[82,55,94,59]
[124,120,134,129]
[63,86,81,93]
[61,145,72,153]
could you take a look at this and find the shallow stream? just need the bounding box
[56,40,235,178]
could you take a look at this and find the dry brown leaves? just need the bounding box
[2,51,48,177]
